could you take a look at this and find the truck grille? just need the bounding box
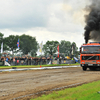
[85,61,96,64]
[82,56,99,60]
[85,62,90,64]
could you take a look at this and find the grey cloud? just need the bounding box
[0,0,87,34]
[0,0,52,31]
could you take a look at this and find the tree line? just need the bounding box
[0,32,79,57]
[43,40,79,58]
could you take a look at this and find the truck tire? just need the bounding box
[82,66,87,71]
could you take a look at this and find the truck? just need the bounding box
[80,42,100,71]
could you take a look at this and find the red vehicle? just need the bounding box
[80,42,100,71]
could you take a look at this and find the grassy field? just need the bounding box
[31,80,100,100]
[0,63,80,69]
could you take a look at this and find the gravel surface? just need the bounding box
[0,66,100,100]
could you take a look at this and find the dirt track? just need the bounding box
[0,66,100,100]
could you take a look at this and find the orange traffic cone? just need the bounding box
[40,65,41,68]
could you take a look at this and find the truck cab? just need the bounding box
[80,42,100,71]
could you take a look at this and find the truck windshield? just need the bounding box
[81,46,100,54]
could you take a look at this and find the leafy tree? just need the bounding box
[59,40,79,57]
[20,34,38,55]
[43,41,59,56]
[4,35,19,53]
[59,40,72,56]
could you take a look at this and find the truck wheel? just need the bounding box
[82,66,87,71]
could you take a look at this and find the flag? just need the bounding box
[39,41,43,53]
[57,45,59,52]
[57,45,59,58]
[1,42,3,53]
[17,39,20,49]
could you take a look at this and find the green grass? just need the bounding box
[0,63,80,69]
[31,80,100,100]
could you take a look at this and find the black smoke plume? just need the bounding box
[84,0,100,43]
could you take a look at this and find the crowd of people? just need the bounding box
[0,55,54,66]
[0,53,78,66]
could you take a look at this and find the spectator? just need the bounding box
[16,58,19,65]
[6,57,8,62]
[13,57,16,66]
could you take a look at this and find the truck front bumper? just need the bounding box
[81,64,100,67]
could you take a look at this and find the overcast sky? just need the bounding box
[0,0,91,49]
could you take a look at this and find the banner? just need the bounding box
[39,41,43,53]
[71,46,73,55]
[1,42,3,53]
[57,45,59,58]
